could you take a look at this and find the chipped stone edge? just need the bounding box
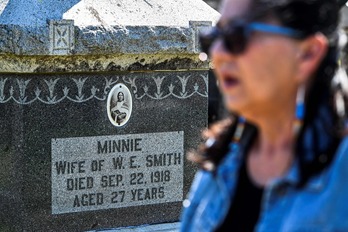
[0,21,214,56]
[0,21,215,73]
[189,21,212,53]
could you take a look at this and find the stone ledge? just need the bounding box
[0,24,201,56]
[87,222,180,232]
[0,53,209,73]
[0,21,218,60]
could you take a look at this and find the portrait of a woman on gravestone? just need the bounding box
[111,91,130,125]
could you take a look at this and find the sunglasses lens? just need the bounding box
[198,23,250,56]
[224,25,247,54]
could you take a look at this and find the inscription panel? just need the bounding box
[51,131,184,214]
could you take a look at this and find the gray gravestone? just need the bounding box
[0,0,219,231]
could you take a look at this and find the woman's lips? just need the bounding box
[221,75,240,89]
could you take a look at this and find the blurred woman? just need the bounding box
[180,0,348,231]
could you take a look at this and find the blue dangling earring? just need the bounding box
[228,116,246,156]
[233,116,246,144]
[294,85,305,135]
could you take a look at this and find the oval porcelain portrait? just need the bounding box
[107,83,132,127]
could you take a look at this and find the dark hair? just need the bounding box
[189,0,348,187]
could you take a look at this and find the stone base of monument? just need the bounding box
[87,222,180,232]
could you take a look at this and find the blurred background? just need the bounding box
[203,0,348,31]
[203,0,222,11]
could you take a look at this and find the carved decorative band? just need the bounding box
[0,74,208,105]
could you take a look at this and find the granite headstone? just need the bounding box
[0,0,219,231]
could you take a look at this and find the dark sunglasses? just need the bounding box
[199,21,306,55]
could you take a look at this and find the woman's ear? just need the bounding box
[296,33,328,84]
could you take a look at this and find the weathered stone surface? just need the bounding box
[0,24,201,55]
[0,53,209,73]
[0,0,219,27]
[0,22,215,72]
[63,0,219,27]
[0,0,219,57]
[0,0,79,26]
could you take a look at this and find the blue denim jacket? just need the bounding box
[180,137,348,232]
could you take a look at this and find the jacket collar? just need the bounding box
[272,158,329,192]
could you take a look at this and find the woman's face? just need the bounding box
[212,0,301,119]
[117,92,124,101]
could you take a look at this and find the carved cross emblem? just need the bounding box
[55,27,68,48]
[49,20,74,55]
